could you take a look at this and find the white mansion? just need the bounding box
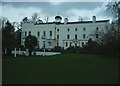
[21,15,109,49]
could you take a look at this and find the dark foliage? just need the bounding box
[2,21,15,55]
[24,35,38,56]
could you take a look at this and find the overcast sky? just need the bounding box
[1,1,111,23]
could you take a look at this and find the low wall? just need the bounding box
[12,51,61,56]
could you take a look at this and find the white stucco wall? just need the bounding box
[21,17,109,49]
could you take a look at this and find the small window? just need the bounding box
[68,28,70,31]
[66,42,68,47]
[57,29,59,32]
[96,34,99,38]
[25,31,27,36]
[67,35,70,39]
[75,28,77,31]
[75,35,77,39]
[29,31,31,35]
[57,35,59,39]
[50,31,52,36]
[96,27,99,31]
[38,31,40,36]
[83,28,86,31]
[83,34,86,39]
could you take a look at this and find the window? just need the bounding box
[57,42,59,46]
[57,29,59,32]
[57,35,59,39]
[43,31,46,36]
[50,31,52,36]
[96,27,99,31]
[29,31,31,35]
[75,28,77,31]
[38,31,40,36]
[75,35,77,39]
[96,34,99,38]
[67,35,70,39]
[82,42,84,46]
[25,31,27,36]
[43,41,45,48]
[83,34,86,39]
[75,43,77,47]
[68,28,70,31]
[83,28,86,31]
[48,42,51,46]
[66,42,68,47]
[70,42,72,47]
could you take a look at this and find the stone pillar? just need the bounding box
[43,49,45,56]
[14,48,16,57]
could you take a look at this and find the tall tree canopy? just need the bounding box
[2,20,15,55]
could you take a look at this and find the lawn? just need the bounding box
[2,53,119,84]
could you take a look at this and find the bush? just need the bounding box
[52,46,63,52]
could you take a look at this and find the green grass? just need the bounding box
[2,53,119,84]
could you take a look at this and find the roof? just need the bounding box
[34,20,109,25]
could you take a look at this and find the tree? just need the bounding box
[2,20,15,55]
[22,17,28,23]
[31,12,40,23]
[0,17,7,28]
[94,1,120,56]
[24,35,38,56]
[105,1,120,55]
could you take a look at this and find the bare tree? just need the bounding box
[0,17,7,28]
[31,12,40,23]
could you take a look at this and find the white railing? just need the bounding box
[12,50,61,56]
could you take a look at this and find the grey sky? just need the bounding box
[1,1,110,23]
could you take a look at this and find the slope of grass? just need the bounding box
[2,53,119,84]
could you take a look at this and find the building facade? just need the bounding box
[21,15,109,49]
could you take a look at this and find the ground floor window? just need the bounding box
[66,42,68,47]
[75,43,77,47]
[70,42,72,47]
[82,42,84,46]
